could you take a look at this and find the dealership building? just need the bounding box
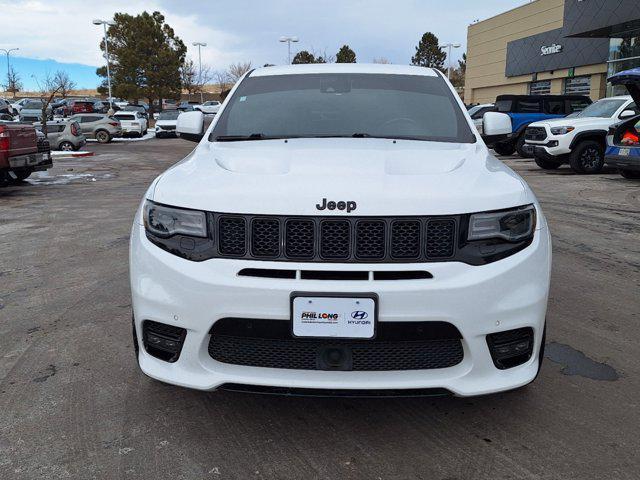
[465,0,640,104]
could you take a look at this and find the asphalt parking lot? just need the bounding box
[1,138,639,479]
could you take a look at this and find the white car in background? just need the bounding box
[525,95,638,173]
[113,110,148,137]
[194,100,221,114]
[10,98,30,114]
[155,110,180,138]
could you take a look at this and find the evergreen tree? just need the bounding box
[411,32,446,71]
[336,45,356,63]
[96,11,186,110]
[292,51,317,64]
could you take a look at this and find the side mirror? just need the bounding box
[619,109,637,119]
[177,110,205,142]
[482,112,512,136]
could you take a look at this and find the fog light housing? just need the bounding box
[142,320,187,363]
[486,327,534,370]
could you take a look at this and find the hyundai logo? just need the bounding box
[351,311,368,320]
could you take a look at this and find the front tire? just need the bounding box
[493,141,516,156]
[534,156,562,170]
[59,141,74,151]
[569,140,604,174]
[516,134,533,158]
[620,169,640,179]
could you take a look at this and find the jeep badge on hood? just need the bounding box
[316,198,357,213]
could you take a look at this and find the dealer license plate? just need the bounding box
[291,294,376,339]
[619,148,630,156]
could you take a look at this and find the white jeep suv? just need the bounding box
[130,64,551,397]
[525,96,638,173]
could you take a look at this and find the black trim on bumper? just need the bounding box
[219,383,453,398]
[533,146,567,162]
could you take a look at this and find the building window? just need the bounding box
[607,36,640,96]
[564,76,591,95]
[529,80,551,95]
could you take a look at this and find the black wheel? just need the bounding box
[569,140,604,174]
[58,141,74,151]
[493,141,516,156]
[12,169,33,181]
[620,169,640,179]
[143,129,148,135]
[516,134,533,158]
[534,156,562,170]
[95,130,111,143]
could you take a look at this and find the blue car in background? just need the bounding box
[487,94,592,157]
[605,68,640,180]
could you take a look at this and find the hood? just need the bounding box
[530,116,612,129]
[152,138,530,216]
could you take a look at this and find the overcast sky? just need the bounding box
[0,0,524,90]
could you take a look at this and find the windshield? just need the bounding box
[159,111,180,120]
[211,73,475,143]
[573,99,626,118]
[467,105,485,116]
[24,101,43,109]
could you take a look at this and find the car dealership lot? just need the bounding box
[1,140,639,479]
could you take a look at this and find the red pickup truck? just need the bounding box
[0,122,52,184]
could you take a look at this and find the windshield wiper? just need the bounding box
[215,133,271,142]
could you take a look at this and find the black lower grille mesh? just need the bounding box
[208,319,464,371]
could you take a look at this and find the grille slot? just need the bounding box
[390,220,421,259]
[426,219,455,258]
[251,218,280,257]
[219,216,246,255]
[356,220,385,259]
[320,220,351,259]
[285,219,315,258]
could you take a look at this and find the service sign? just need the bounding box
[292,295,376,339]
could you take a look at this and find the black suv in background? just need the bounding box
[486,94,592,157]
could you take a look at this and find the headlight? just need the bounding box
[144,201,207,237]
[459,205,537,265]
[468,205,536,242]
[143,201,215,261]
[550,126,574,135]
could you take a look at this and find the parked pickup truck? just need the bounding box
[0,122,52,183]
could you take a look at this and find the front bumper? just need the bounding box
[130,222,551,397]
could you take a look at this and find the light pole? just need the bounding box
[441,43,461,80]
[279,36,299,64]
[1,48,19,96]
[192,42,207,103]
[93,19,116,110]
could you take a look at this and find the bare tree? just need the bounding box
[33,72,66,135]
[372,57,391,64]
[2,67,23,98]
[213,70,232,93]
[53,70,76,98]
[181,58,198,100]
[228,62,252,83]
[182,58,214,101]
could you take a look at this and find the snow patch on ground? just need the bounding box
[26,171,115,186]
[51,151,94,157]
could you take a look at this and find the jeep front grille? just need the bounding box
[211,213,457,263]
